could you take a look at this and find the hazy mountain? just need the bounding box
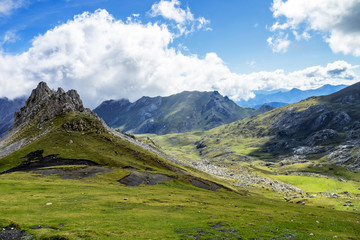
[0,97,26,137]
[237,84,347,108]
[94,91,261,135]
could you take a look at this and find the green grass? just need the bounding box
[273,175,360,194]
[0,172,359,240]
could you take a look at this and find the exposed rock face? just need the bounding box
[305,129,339,147]
[13,82,84,128]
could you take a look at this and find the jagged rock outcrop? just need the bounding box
[13,82,84,129]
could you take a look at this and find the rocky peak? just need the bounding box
[13,82,84,128]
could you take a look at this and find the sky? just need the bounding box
[0,0,359,108]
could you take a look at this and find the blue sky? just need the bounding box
[0,0,359,107]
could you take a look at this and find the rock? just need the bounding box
[346,129,360,140]
[331,193,339,198]
[328,111,351,130]
[69,140,73,144]
[345,200,352,203]
[328,145,354,166]
[45,203,52,205]
[13,82,84,129]
[265,162,275,167]
[349,204,354,207]
[195,141,207,149]
[305,129,339,147]
[296,200,305,205]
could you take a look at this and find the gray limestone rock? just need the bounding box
[13,82,84,129]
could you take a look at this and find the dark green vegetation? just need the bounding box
[93,91,267,135]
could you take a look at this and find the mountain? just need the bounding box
[153,82,360,171]
[237,84,347,108]
[94,91,259,134]
[1,82,359,239]
[0,82,225,188]
[0,97,26,137]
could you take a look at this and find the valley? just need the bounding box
[0,82,359,239]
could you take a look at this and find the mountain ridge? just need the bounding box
[237,84,348,108]
[94,90,262,135]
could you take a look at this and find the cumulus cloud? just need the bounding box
[149,0,210,35]
[0,9,358,108]
[269,0,360,56]
[0,0,27,16]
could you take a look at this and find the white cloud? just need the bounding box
[270,0,360,56]
[1,30,18,45]
[0,9,358,108]
[149,0,210,35]
[0,0,27,16]
[267,33,290,53]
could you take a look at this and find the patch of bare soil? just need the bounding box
[119,169,224,191]
[190,178,223,191]
[2,150,112,179]
[3,150,98,173]
[119,171,173,186]
[31,166,113,179]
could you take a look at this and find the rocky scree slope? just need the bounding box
[0,97,26,137]
[94,91,267,135]
[196,82,360,170]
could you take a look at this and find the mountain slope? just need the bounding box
[1,82,359,239]
[0,97,26,137]
[94,91,258,135]
[0,82,227,190]
[237,84,347,108]
[147,82,360,188]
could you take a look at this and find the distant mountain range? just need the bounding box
[0,97,26,137]
[158,82,360,171]
[237,84,347,108]
[94,91,271,135]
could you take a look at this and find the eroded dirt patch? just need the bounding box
[119,171,173,186]
[1,150,113,179]
[3,150,98,174]
[31,166,113,179]
[190,178,223,191]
